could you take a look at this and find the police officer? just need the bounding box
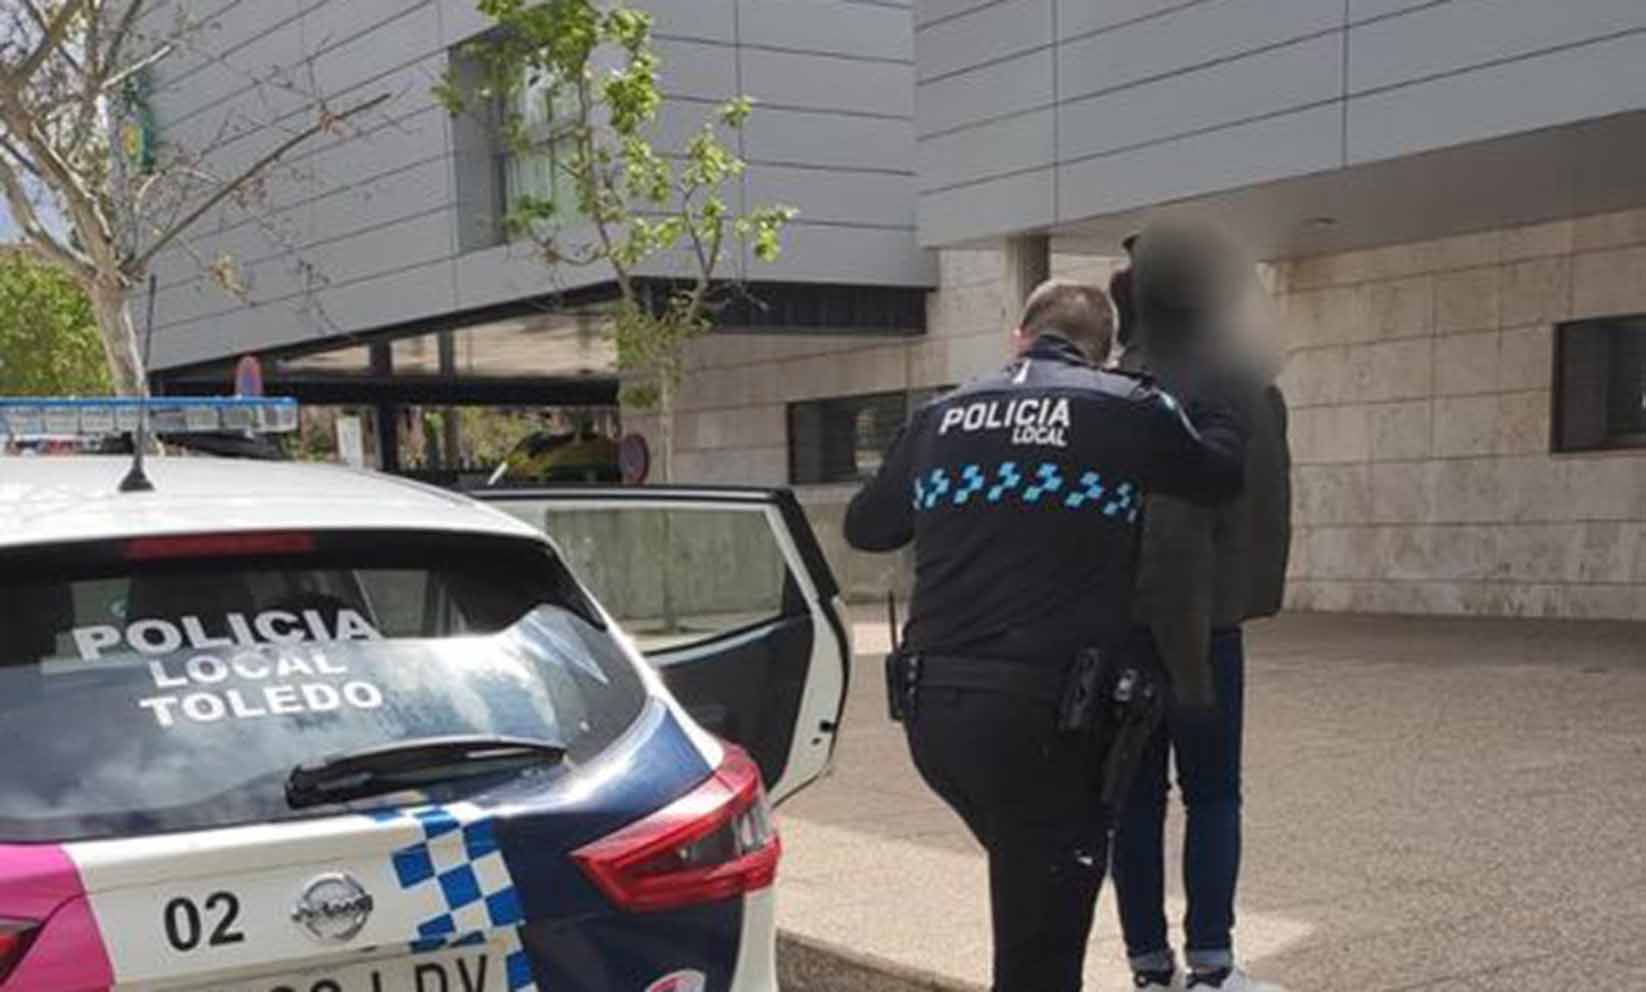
[844,279,1248,992]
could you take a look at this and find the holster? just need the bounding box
[1060,647,1167,807]
[884,650,921,724]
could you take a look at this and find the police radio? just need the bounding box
[884,592,919,724]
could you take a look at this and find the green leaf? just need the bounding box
[0,255,111,396]
[719,96,755,129]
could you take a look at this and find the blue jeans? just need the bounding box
[1111,627,1245,974]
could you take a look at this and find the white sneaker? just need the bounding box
[1186,967,1282,991]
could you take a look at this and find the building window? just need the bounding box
[498,71,582,237]
[788,387,950,485]
[1554,316,1646,452]
[449,45,584,252]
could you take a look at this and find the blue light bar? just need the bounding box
[0,397,299,439]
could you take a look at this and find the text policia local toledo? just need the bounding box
[70,609,387,729]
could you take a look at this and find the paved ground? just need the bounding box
[774,612,1646,990]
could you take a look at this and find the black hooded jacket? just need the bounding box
[1121,277,1293,706]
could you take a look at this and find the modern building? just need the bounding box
[141,0,931,476]
[142,0,1646,621]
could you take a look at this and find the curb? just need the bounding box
[777,931,984,992]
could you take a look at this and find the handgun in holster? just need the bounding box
[1096,661,1166,809]
[1059,647,1167,807]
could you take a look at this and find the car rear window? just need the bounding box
[0,530,648,842]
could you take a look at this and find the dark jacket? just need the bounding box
[844,334,1248,667]
[1121,315,1293,706]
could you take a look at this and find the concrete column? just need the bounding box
[1000,234,1050,327]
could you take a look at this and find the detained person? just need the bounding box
[1109,221,1294,992]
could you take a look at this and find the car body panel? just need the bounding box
[1,702,722,991]
[0,462,848,992]
[0,457,538,550]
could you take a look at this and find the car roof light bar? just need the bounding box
[0,397,299,440]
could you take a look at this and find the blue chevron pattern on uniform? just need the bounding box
[1064,471,1106,508]
[1103,482,1139,521]
[923,468,951,509]
[1022,463,1064,503]
[953,464,986,504]
[911,461,1139,522]
[987,461,1022,503]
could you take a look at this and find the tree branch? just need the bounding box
[11,0,91,87]
[18,0,85,75]
[17,115,115,250]
[0,133,46,181]
[103,0,149,79]
[573,78,632,298]
[99,38,171,99]
[0,150,92,277]
[129,91,391,275]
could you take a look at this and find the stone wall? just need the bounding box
[1276,208,1646,620]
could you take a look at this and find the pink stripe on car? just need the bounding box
[0,844,114,991]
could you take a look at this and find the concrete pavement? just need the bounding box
[774,612,1646,990]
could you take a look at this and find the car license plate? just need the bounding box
[192,944,506,992]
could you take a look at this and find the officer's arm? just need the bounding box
[1137,385,1249,506]
[844,419,917,552]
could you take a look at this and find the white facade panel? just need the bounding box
[916,48,1051,137]
[914,0,1050,82]
[1348,0,1646,94]
[918,109,1052,193]
[1057,33,1341,163]
[743,49,915,118]
[1056,104,1342,222]
[1056,0,1340,103]
[1346,30,1646,165]
[747,0,913,61]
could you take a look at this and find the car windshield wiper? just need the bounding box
[286,734,567,809]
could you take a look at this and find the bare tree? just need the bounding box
[0,0,389,394]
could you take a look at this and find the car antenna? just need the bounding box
[118,273,160,494]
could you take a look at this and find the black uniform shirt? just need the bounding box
[844,333,1247,664]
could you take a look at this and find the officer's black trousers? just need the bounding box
[906,686,1111,992]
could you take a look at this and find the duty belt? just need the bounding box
[885,652,1065,723]
[914,654,1066,703]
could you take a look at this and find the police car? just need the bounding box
[0,398,850,991]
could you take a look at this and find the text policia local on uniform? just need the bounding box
[938,396,1073,448]
[69,609,387,729]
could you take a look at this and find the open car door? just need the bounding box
[476,487,850,804]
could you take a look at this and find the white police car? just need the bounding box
[0,399,849,991]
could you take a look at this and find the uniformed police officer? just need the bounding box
[844,279,1248,992]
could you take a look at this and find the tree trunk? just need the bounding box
[658,376,676,484]
[656,377,679,633]
[86,277,147,396]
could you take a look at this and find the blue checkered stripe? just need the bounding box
[913,461,1140,522]
[366,804,539,992]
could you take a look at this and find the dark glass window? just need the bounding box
[0,532,645,841]
[788,386,951,485]
[1555,316,1646,452]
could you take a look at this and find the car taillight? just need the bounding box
[124,530,317,560]
[573,745,780,914]
[0,919,39,985]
